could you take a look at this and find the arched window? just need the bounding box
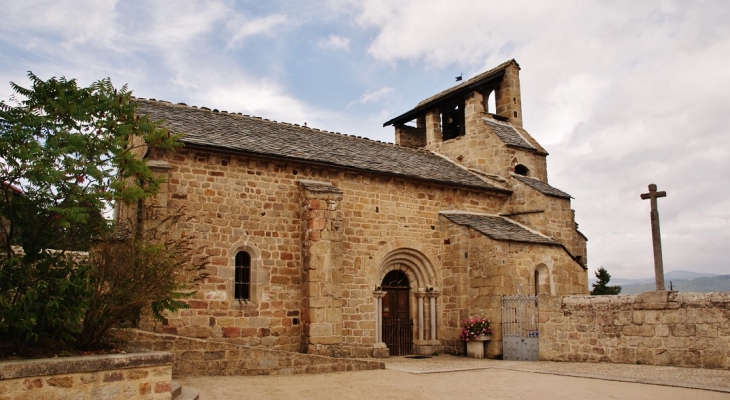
[382,270,409,288]
[485,90,496,114]
[514,164,529,176]
[535,264,551,295]
[235,251,251,300]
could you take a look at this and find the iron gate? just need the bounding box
[501,294,539,361]
[383,318,413,356]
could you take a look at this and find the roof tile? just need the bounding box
[512,175,572,199]
[441,212,558,245]
[483,118,536,150]
[135,99,508,193]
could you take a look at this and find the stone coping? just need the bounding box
[0,351,174,380]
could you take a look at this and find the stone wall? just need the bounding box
[121,329,384,377]
[0,352,172,400]
[425,106,548,183]
[539,291,730,369]
[440,222,587,356]
[504,180,587,265]
[394,125,426,148]
[139,146,508,356]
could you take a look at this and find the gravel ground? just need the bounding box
[178,355,730,399]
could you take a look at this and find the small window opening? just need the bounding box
[441,102,465,141]
[514,164,529,176]
[485,90,496,114]
[514,111,518,118]
[235,251,251,300]
[534,270,540,296]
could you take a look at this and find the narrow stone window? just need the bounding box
[235,251,251,300]
[534,270,540,296]
[514,164,529,176]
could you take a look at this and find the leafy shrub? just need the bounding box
[0,252,90,354]
[76,211,208,350]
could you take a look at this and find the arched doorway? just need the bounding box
[381,270,413,356]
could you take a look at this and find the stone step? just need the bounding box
[172,382,200,400]
[171,382,182,399]
[176,387,201,400]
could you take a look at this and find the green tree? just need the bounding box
[591,267,622,295]
[0,72,181,255]
[0,73,182,353]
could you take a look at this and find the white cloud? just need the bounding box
[4,0,730,280]
[347,87,392,108]
[348,0,730,279]
[226,14,289,49]
[317,35,351,52]
[0,0,119,48]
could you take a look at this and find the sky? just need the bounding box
[1,0,729,280]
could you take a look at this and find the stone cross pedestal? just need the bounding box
[640,183,667,291]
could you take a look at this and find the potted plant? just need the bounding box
[460,317,492,358]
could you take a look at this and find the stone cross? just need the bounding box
[640,184,667,291]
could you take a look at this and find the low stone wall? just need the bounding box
[0,351,173,399]
[539,291,730,369]
[119,329,385,377]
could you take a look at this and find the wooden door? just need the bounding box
[381,270,413,356]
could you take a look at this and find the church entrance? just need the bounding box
[381,270,413,356]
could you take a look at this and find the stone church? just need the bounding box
[128,59,589,358]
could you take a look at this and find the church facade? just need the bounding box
[129,60,588,358]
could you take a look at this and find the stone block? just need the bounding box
[701,350,726,369]
[45,376,73,388]
[306,323,333,337]
[655,324,670,337]
[697,324,719,338]
[608,347,636,364]
[622,325,654,337]
[670,324,696,337]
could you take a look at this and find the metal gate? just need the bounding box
[501,294,539,361]
[382,318,413,356]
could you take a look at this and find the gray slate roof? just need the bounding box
[483,118,535,150]
[441,212,558,245]
[135,99,508,193]
[512,175,572,199]
[383,59,516,127]
[417,60,516,108]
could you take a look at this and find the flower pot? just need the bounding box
[466,340,484,358]
[465,335,491,358]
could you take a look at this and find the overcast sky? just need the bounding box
[1,0,729,280]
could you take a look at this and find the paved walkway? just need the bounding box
[179,356,730,399]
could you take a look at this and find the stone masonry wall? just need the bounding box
[394,125,426,149]
[539,292,730,369]
[0,352,172,400]
[503,181,587,265]
[468,232,587,358]
[425,93,547,183]
[121,329,384,377]
[138,146,508,357]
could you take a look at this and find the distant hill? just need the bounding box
[589,270,730,294]
[618,275,730,294]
